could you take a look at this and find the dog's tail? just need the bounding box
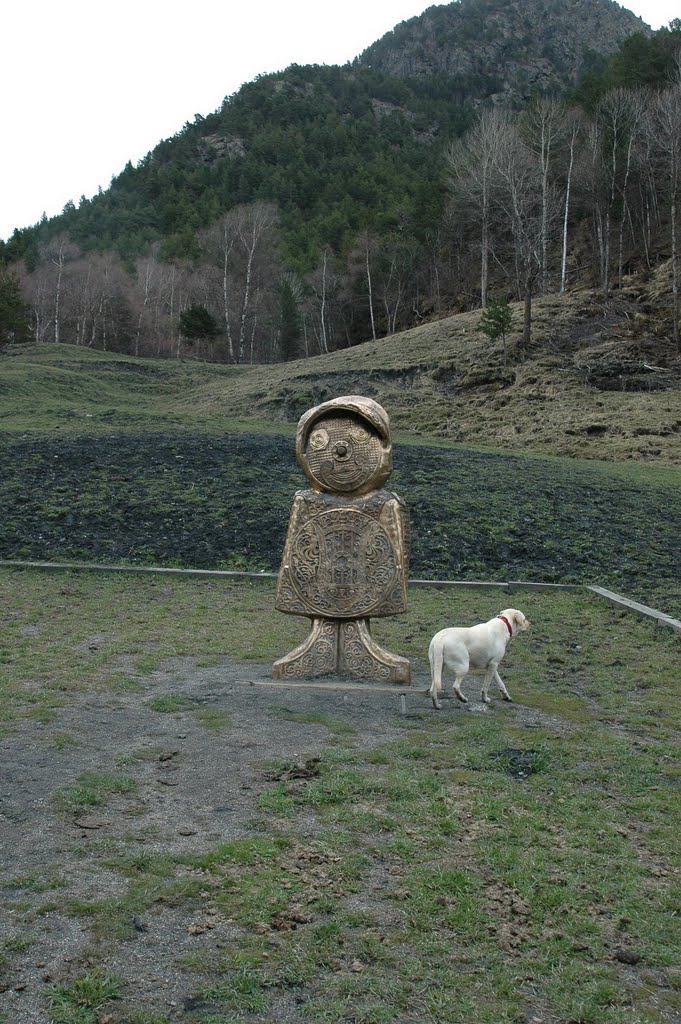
[428,637,444,710]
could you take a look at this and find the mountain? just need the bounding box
[3,0,680,368]
[359,0,649,101]
[3,0,650,267]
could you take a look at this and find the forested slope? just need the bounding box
[1,1,680,366]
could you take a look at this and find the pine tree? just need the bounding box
[179,304,219,341]
[480,296,514,364]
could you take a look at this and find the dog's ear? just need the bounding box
[513,610,531,631]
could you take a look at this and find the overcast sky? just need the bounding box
[1,0,676,242]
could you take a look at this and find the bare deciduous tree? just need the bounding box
[560,111,584,292]
[235,203,278,363]
[305,247,338,354]
[40,234,79,344]
[652,80,681,350]
[493,126,549,348]
[199,203,278,362]
[597,88,644,294]
[522,98,565,293]
[200,215,237,361]
[448,108,512,308]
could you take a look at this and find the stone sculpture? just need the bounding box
[273,395,411,683]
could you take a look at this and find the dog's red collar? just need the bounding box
[498,614,513,637]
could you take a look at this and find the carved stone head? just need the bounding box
[295,395,392,497]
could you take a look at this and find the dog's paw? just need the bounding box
[455,692,468,704]
[502,694,513,702]
[428,689,442,710]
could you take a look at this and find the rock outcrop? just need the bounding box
[358,0,649,104]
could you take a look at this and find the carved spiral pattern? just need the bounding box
[341,622,392,679]
[289,509,396,617]
[278,620,337,677]
[304,415,384,493]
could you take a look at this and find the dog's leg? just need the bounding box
[429,685,443,710]
[494,670,512,702]
[481,665,496,704]
[452,673,468,703]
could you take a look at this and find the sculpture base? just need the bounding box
[272,617,411,684]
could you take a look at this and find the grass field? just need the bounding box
[1,568,680,1024]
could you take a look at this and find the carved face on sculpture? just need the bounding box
[296,396,392,496]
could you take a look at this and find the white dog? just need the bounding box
[428,608,530,710]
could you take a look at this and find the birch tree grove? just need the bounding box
[448,112,557,347]
[445,74,681,348]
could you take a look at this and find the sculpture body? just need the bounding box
[273,396,411,683]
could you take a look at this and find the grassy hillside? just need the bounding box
[2,286,680,463]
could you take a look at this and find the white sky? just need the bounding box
[1,0,676,242]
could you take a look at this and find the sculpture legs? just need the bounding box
[272,617,411,684]
[272,618,337,678]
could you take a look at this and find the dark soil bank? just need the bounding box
[1,431,679,613]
